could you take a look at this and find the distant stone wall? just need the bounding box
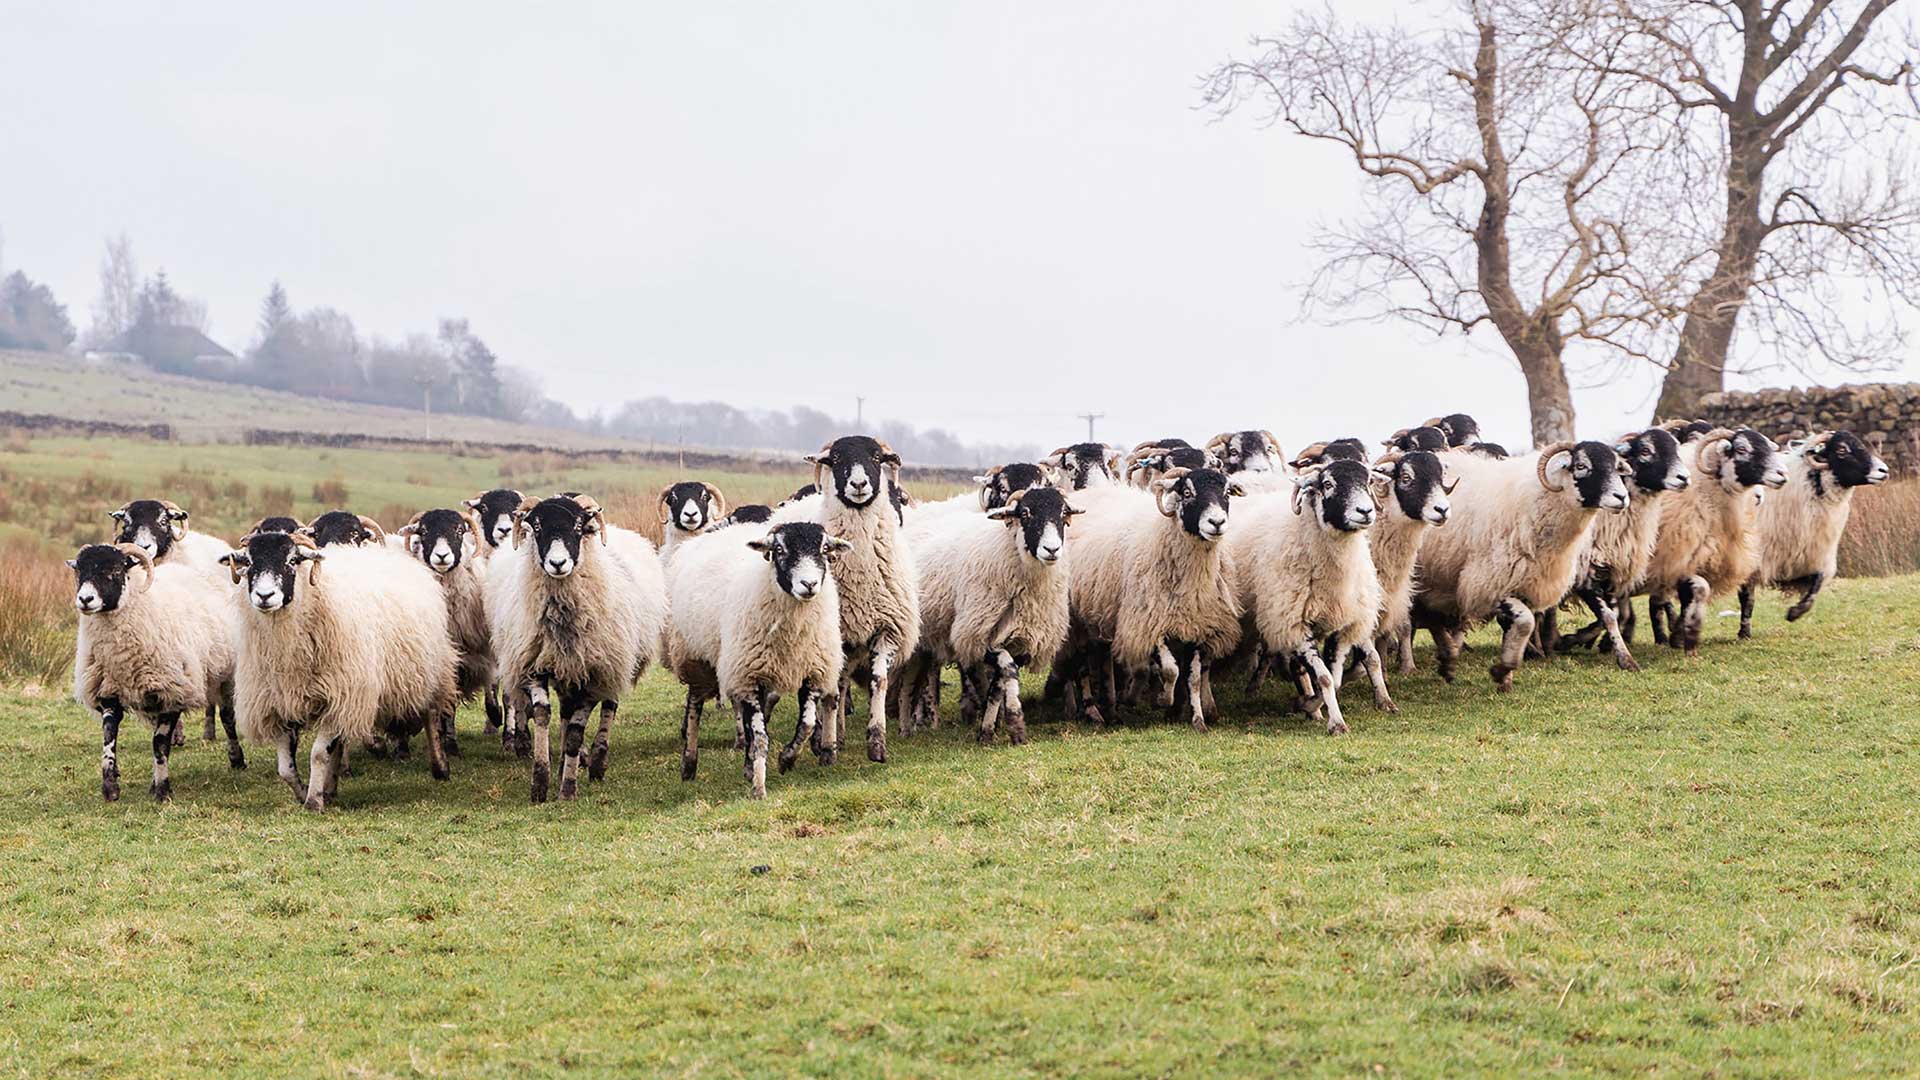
[1697,383,1920,477]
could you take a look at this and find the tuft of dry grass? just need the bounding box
[0,534,74,688]
[311,477,350,505]
[1839,477,1920,578]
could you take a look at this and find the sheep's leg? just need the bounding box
[277,729,303,802]
[1115,664,1138,707]
[325,737,344,802]
[1245,641,1270,695]
[779,683,820,774]
[98,697,123,802]
[558,690,591,801]
[147,712,177,802]
[740,693,769,799]
[912,661,941,732]
[1584,589,1638,672]
[528,679,553,804]
[974,659,1003,744]
[391,729,412,761]
[202,705,217,744]
[1489,599,1535,692]
[1737,582,1756,639]
[1526,607,1557,660]
[1093,644,1118,724]
[218,691,245,770]
[1618,595,1638,645]
[1786,572,1825,622]
[1328,640,1352,691]
[303,733,338,811]
[1296,645,1346,735]
[422,707,451,783]
[1356,639,1397,713]
[1153,644,1179,708]
[483,683,503,734]
[958,659,981,730]
[440,707,460,759]
[1650,597,1672,645]
[1042,664,1067,704]
[680,690,706,781]
[1184,649,1208,732]
[866,643,894,764]
[1001,651,1028,745]
[1559,586,1611,653]
[1394,630,1415,675]
[1677,576,1708,657]
[588,701,615,781]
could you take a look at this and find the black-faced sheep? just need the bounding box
[1042,443,1122,491]
[1738,430,1889,636]
[1643,428,1788,655]
[1552,427,1690,669]
[656,481,728,559]
[397,507,492,758]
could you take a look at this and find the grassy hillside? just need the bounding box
[1,575,1916,1075]
[0,347,645,449]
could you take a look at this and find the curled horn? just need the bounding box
[1803,430,1836,464]
[1421,416,1445,430]
[1382,426,1412,449]
[511,496,541,549]
[398,510,426,539]
[1149,467,1190,518]
[1693,427,1738,474]
[975,464,1006,510]
[1291,465,1323,515]
[570,493,609,545]
[159,499,189,540]
[656,485,675,525]
[1204,432,1232,454]
[874,438,902,467]
[698,482,727,520]
[805,440,834,491]
[114,543,155,592]
[986,488,1026,521]
[1123,445,1167,485]
[1261,430,1284,461]
[1370,451,1403,490]
[1535,441,1576,492]
[356,515,386,544]
[1290,441,1329,471]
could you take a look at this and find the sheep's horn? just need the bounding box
[356,515,386,544]
[159,499,189,540]
[1421,416,1445,429]
[1046,446,1073,460]
[114,543,155,592]
[1290,441,1329,470]
[1204,432,1232,453]
[1372,450,1404,471]
[1382,427,1412,448]
[656,485,675,524]
[1693,428,1738,473]
[569,494,609,545]
[699,482,727,519]
[1261,430,1284,460]
[1536,441,1576,492]
[406,510,426,528]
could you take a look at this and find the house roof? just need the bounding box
[101,324,235,360]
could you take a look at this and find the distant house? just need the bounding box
[90,325,236,373]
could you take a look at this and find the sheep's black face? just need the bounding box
[782,483,818,505]
[991,487,1073,564]
[1566,442,1630,510]
[1813,431,1889,488]
[1619,428,1689,495]
[980,463,1049,510]
[249,516,301,536]
[110,499,188,560]
[224,533,319,613]
[1052,443,1118,490]
[1162,468,1234,541]
[1308,460,1376,531]
[725,504,774,526]
[305,510,377,548]
[522,499,590,578]
[408,509,473,574]
[1158,447,1216,473]
[68,544,137,615]
[1431,413,1480,447]
[1465,442,1510,459]
[1726,429,1789,489]
[1322,438,1368,463]
[1217,431,1281,474]
[747,522,846,601]
[662,482,719,534]
[810,436,899,509]
[1388,426,1448,453]
[465,488,524,549]
[1387,451,1450,525]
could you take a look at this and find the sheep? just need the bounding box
[1065,467,1244,729]
[246,515,302,535]
[780,483,819,505]
[722,504,774,527]
[1123,443,1221,489]
[464,488,526,552]
[1289,438,1368,470]
[1410,440,1629,690]
[895,487,1079,744]
[397,507,492,758]
[1425,413,1482,447]
[775,436,920,763]
[656,481,728,560]
[1550,426,1691,670]
[1641,428,1788,655]
[1383,426,1450,453]
[1738,430,1890,636]
[300,510,387,548]
[1224,460,1382,734]
[1346,449,1454,692]
[1042,443,1122,490]
[220,532,459,809]
[108,498,233,745]
[1205,430,1286,478]
[485,494,667,802]
[665,522,849,797]
[68,544,243,801]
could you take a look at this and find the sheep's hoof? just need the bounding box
[748,785,767,800]
[530,767,549,804]
[815,746,838,767]
[228,748,246,770]
[484,700,503,731]
[1376,697,1399,714]
[149,779,172,803]
[1190,715,1209,733]
[1786,603,1812,622]
[682,755,699,781]
[1325,719,1349,736]
[866,734,888,763]
[171,726,185,748]
[101,773,120,802]
[974,727,995,746]
[1615,654,1641,674]
[559,777,578,801]
[430,760,450,782]
[1737,624,1752,640]
[443,734,461,758]
[1488,664,1514,693]
[1079,705,1105,727]
[777,747,801,774]
[203,719,217,743]
[587,744,608,781]
[302,793,326,811]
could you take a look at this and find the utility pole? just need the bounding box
[1078,412,1104,442]
[856,396,866,426]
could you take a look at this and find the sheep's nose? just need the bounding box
[547,558,572,574]
[1429,505,1449,523]
[794,579,819,599]
[1038,543,1061,562]
[1669,474,1690,490]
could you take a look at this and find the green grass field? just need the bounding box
[2,572,1917,1076]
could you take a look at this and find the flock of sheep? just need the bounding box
[64,414,1891,806]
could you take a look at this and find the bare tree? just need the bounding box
[1576,0,1920,418]
[85,232,139,349]
[1204,1,1675,445]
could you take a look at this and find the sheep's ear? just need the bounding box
[1441,472,1460,495]
[65,558,78,569]
[1290,476,1311,516]
[1063,504,1085,517]
[985,505,1019,522]
[1227,481,1247,498]
[1614,442,1632,455]
[107,507,128,522]
[398,523,420,536]
[218,551,247,583]
[822,536,853,558]
[745,537,774,561]
[462,497,483,510]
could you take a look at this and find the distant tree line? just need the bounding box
[602,396,1041,466]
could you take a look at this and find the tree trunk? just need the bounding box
[1655,202,1766,420]
[1516,341,1576,445]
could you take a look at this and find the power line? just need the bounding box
[1077,412,1104,441]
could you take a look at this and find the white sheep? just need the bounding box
[665,521,848,797]
[108,498,235,744]
[221,532,459,810]
[1224,460,1381,734]
[486,494,668,802]
[655,481,729,560]
[1643,428,1789,654]
[1342,450,1453,704]
[68,544,242,801]
[895,486,1078,744]
[1738,430,1890,637]
[1410,440,1629,690]
[397,507,493,758]
[1066,467,1243,729]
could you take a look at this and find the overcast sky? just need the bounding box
[3,1,1914,452]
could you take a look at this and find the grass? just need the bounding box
[2,574,1918,1076]
[1840,477,1920,578]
